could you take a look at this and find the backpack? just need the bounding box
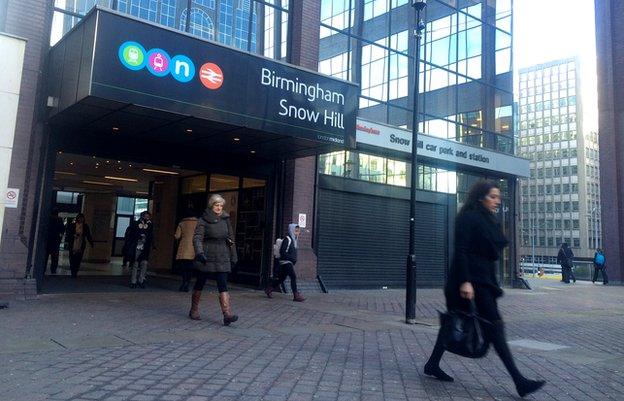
[272,236,292,259]
[595,253,605,265]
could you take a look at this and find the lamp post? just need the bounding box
[406,0,426,325]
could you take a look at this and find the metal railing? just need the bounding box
[519,261,596,281]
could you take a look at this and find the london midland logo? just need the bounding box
[118,41,223,89]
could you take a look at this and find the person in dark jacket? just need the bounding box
[264,223,305,302]
[121,219,135,268]
[190,194,238,325]
[45,208,65,275]
[424,180,545,398]
[128,211,154,289]
[557,243,575,284]
[65,213,94,278]
[592,248,608,285]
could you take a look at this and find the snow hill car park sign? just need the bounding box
[355,118,530,177]
[87,9,358,146]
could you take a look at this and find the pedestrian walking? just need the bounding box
[65,213,94,278]
[128,211,154,289]
[190,194,238,325]
[557,243,576,283]
[423,180,545,398]
[174,209,198,292]
[264,223,305,302]
[592,248,608,285]
[45,208,65,275]
[121,219,135,268]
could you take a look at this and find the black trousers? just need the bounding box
[177,260,194,285]
[273,262,298,293]
[427,284,523,383]
[69,251,84,278]
[194,271,228,293]
[563,266,575,283]
[45,246,60,274]
[593,266,608,283]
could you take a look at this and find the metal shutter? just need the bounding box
[317,189,448,289]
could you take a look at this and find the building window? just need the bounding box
[51,0,277,59]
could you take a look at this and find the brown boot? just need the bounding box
[189,290,201,320]
[218,292,238,326]
[264,285,274,298]
[293,292,306,302]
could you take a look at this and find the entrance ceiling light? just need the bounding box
[186,129,193,133]
[233,137,240,141]
[105,176,138,182]
[250,150,256,154]
[142,168,179,175]
[112,127,119,131]
[82,180,113,186]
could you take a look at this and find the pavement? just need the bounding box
[1,276,622,401]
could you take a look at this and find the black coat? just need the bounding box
[193,209,237,273]
[445,207,508,309]
[47,216,65,250]
[557,247,574,268]
[65,222,93,254]
[126,218,154,263]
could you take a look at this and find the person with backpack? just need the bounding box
[264,223,305,302]
[592,248,608,285]
[557,243,575,284]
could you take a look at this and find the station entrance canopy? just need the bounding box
[47,8,358,160]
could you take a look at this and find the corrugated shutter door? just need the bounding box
[317,189,448,289]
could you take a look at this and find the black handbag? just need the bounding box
[439,302,490,358]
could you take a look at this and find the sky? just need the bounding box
[513,0,598,130]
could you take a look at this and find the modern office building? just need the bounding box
[595,0,624,284]
[0,0,528,299]
[516,58,601,266]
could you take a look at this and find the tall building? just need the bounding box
[517,58,601,266]
[595,0,624,284]
[0,0,528,299]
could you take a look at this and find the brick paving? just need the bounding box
[1,278,623,401]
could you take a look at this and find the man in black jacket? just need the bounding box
[557,243,575,284]
[45,209,65,274]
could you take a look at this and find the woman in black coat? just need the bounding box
[424,180,545,398]
[190,194,238,325]
[65,213,94,278]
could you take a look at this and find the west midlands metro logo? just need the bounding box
[118,41,223,89]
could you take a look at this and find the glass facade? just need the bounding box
[50,0,289,61]
[318,0,514,154]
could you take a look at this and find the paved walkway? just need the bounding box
[1,277,622,401]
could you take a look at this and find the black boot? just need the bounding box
[489,321,545,397]
[423,330,454,382]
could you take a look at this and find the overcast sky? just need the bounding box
[513,0,598,130]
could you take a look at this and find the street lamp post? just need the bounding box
[406,0,426,325]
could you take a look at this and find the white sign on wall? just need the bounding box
[355,118,530,177]
[298,213,307,228]
[4,188,19,208]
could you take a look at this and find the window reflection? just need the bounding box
[318,151,457,194]
[51,0,278,60]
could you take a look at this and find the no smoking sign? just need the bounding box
[4,188,19,208]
